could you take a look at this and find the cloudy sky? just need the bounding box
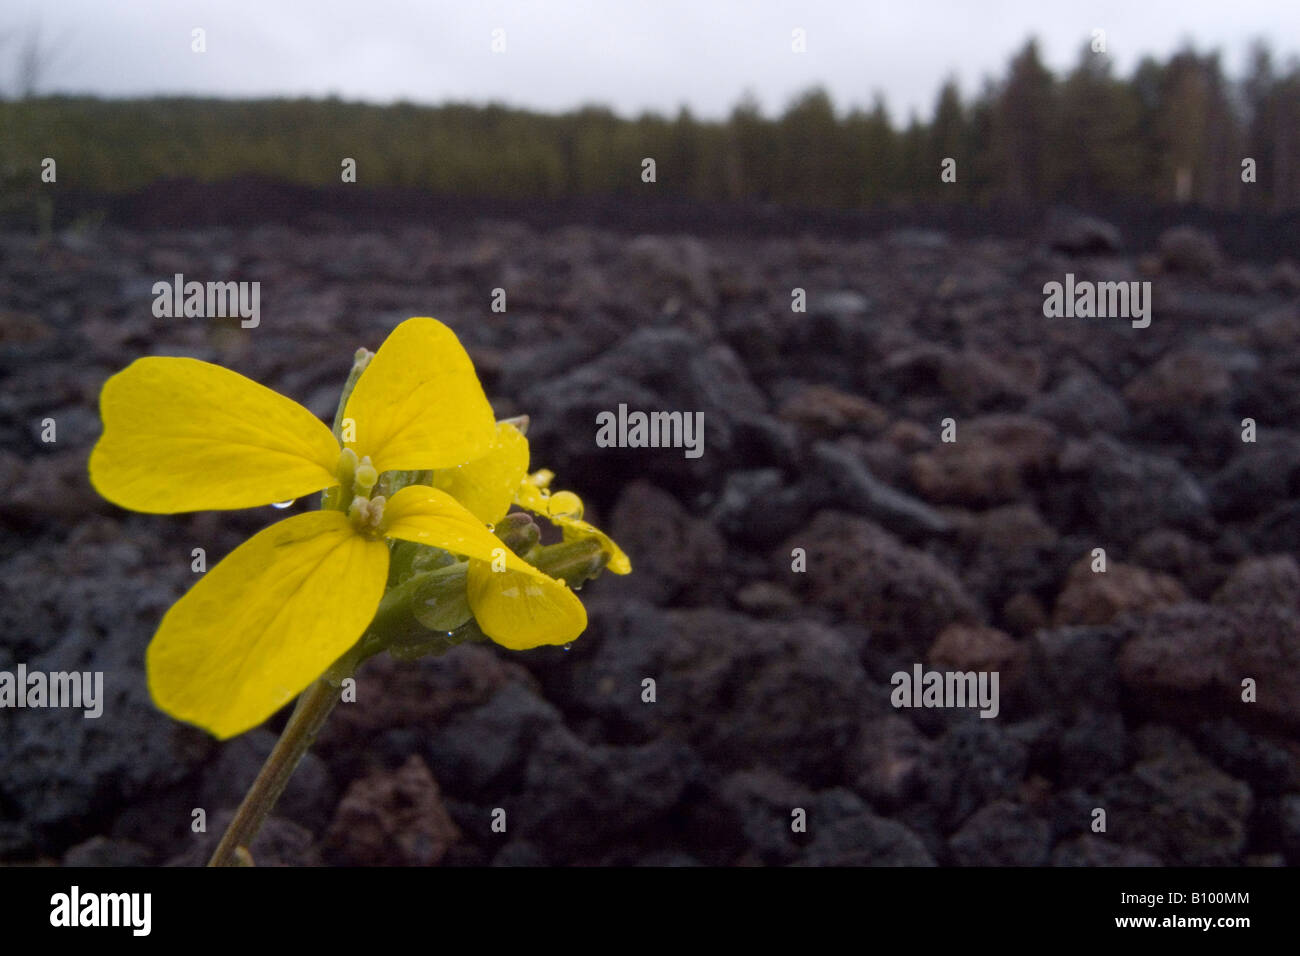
[4,0,1294,120]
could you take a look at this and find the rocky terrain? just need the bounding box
[2,205,1299,866]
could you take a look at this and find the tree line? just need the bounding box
[3,38,1299,212]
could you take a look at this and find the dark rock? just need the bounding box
[955,503,1060,607]
[1270,260,1300,294]
[713,769,811,864]
[777,384,889,437]
[426,682,563,797]
[886,229,950,251]
[1101,729,1253,866]
[491,840,547,866]
[1211,554,1300,613]
[1279,794,1300,863]
[847,714,933,811]
[546,601,872,783]
[323,755,460,866]
[0,822,36,862]
[1158,225,1223,273]
[1002,592,1049,636]
[1027,625,1128,712]
[319,645,531,764]
[200,729,335,835]
[1027,370,1131,437]
[519,328,770,496]
[1123,348,1235,421]
[911,414,1059,506]
[1209,434,1300,520]
[1118,603,1300,728]
[1130,528,1224,599]
[0,449,113,525]
[0,537,211,855]
[62,836,153,867]
[921,720,1029,832]
[1052,555,1188,626]
[1059,435,1211,545]
[1252,500,1300,555]
[1192,718,1299,796]
[713,769,933,866]
[799,810,936,866]
[808,439,952,540]
[608,481,727,606]
[732,581,800,617]
[514,727,697,860]
[634,850,702,866]
[783,511,980,651]
[936,349,1046,413]
[1057,709,1129,786]
[624,234,717,309]
[949,800,1051,866]
[1051,836,1162,866]
[710,468,812,547]
[8,215,1299,868]
[928,623,1029,692]
[1045,209,1122,255]
[167,812,321,866]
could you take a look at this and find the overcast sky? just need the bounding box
[5,0,1295,121]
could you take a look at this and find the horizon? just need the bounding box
[3,0,1297,124]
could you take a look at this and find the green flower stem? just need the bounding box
[321,348,373,511]
[207,649,363,867]
[367,564,467,643]
[332,347,372,442]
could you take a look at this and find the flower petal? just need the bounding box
[558,518,633,575]
[466,559,588,650]
[515,479,632,575]
[383,484,547,578]
[147,511,388,739]
[343,317,497,473]
[90,357,340,513]
[515,469,554,513]
[430,421,530,525]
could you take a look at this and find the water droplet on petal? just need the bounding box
[271,499,295,509]
[486,523,495,533]
[548,491,584,520]
[562,643,572,652]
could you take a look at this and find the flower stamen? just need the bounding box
[347,493,386,538]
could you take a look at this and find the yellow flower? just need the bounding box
[89,317,587,739]
[429,420,632,571]
[429,420,631,642]
[514,469,632,575]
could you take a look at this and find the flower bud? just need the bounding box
[409,562,473,632]
[354,456,379,496]
[530,537,607,589]
[495,511,541,556]
[364,561,473,651]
